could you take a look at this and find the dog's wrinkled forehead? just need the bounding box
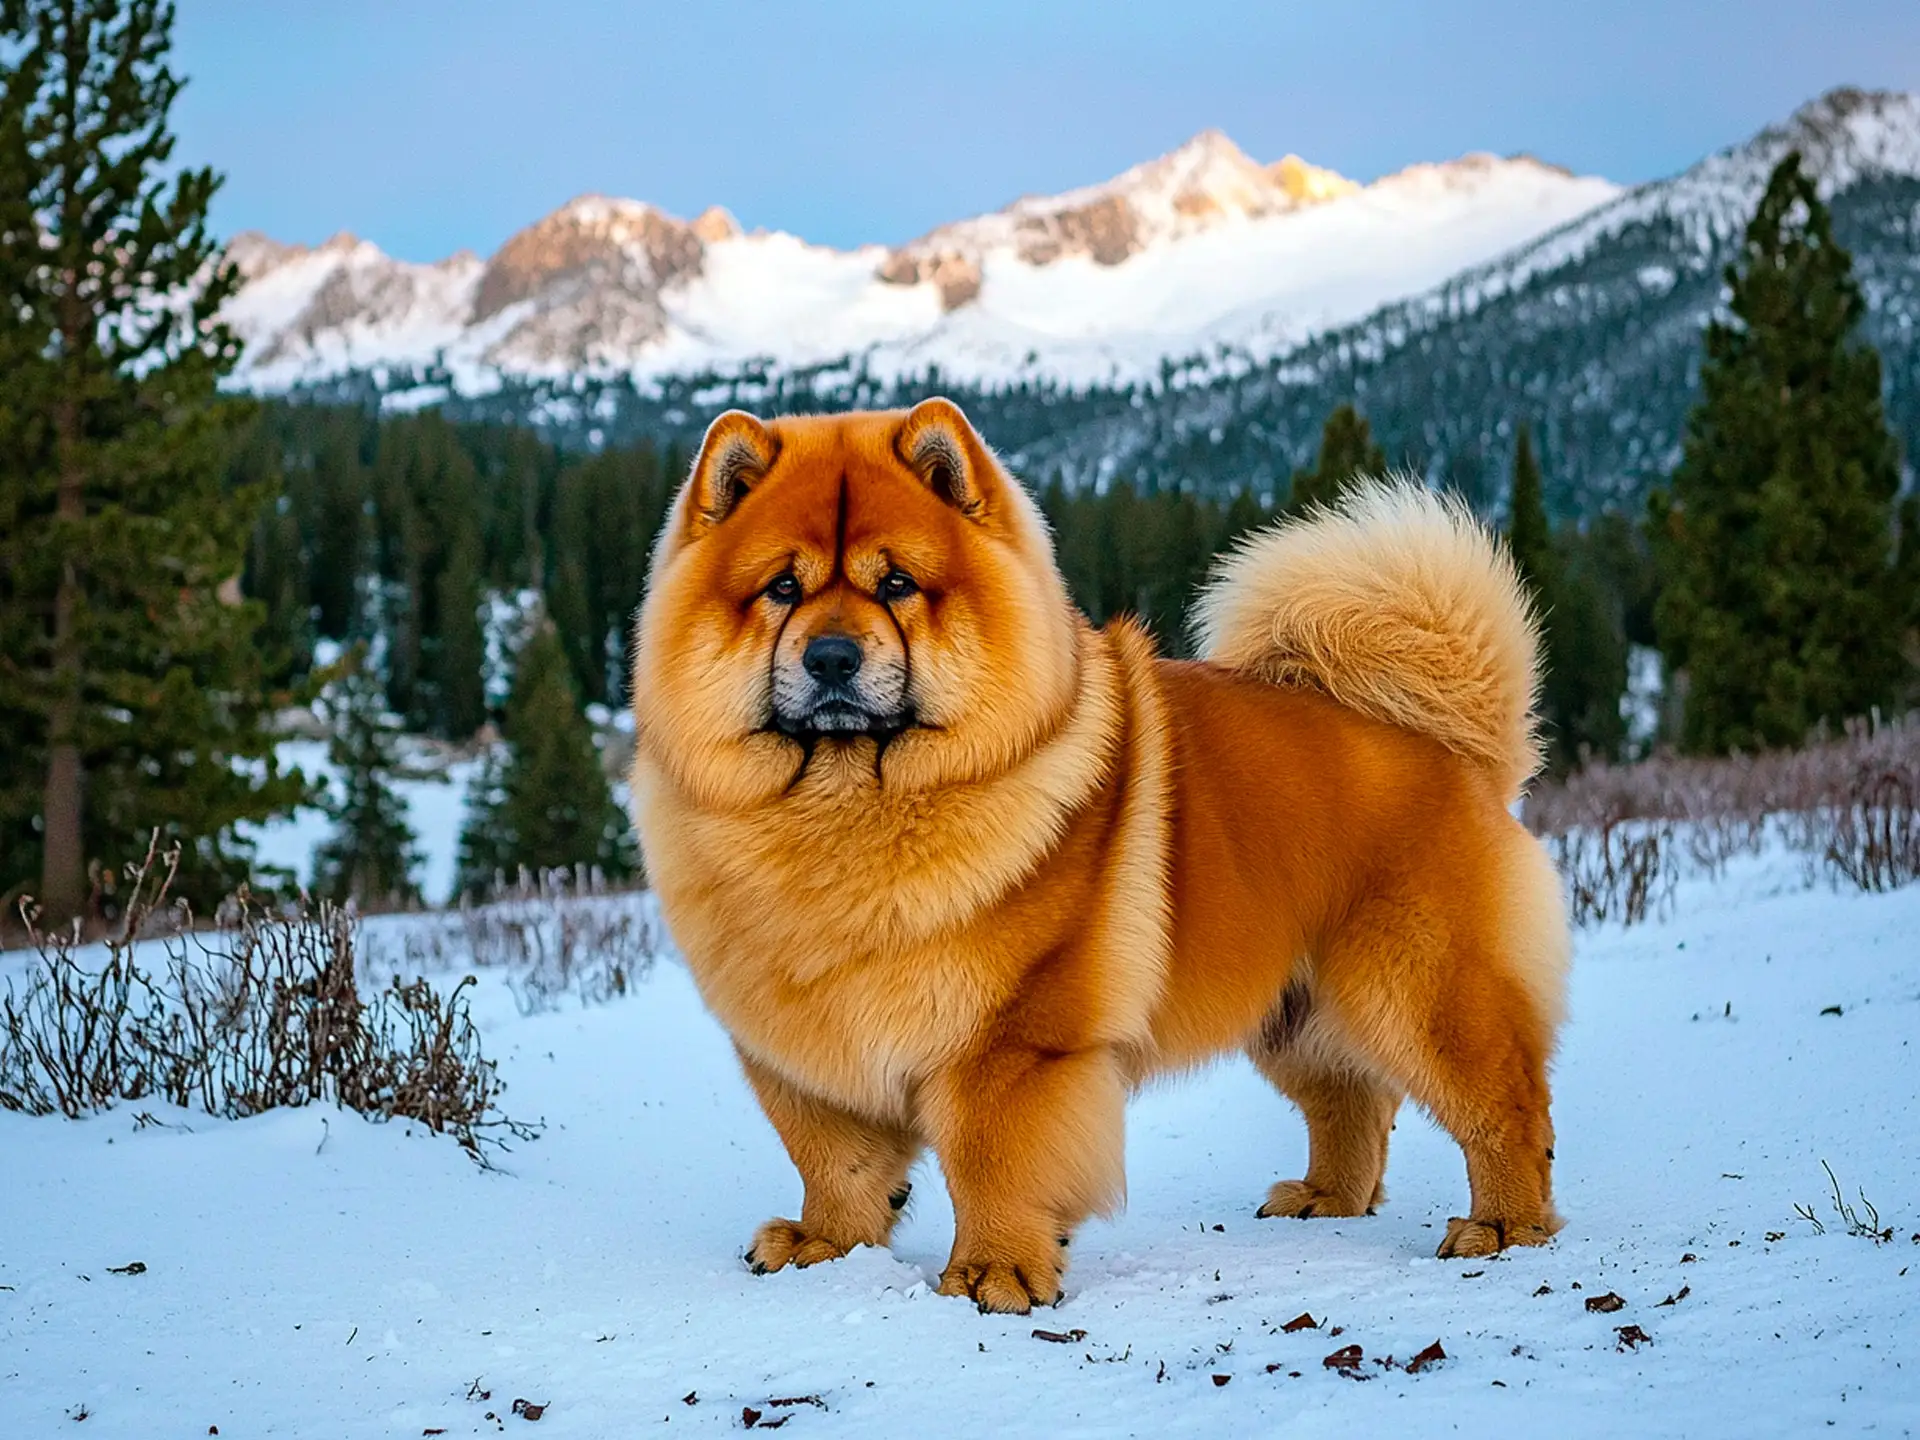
[679,400,1004,563]
[746,447,959,570]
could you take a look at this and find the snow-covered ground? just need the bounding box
[240,738,484,906]
[3,847,1917,1437]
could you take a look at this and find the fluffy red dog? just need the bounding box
[630,398,1567,1313]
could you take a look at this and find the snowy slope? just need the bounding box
[225,132,1618,393]
[4,848,1918,1436]
[1376,86,1920,328]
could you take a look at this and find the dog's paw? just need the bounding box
[745,1218,851,1275]
[1436,1215,1557,1259]
[1256,1180,1375,1220]
[936,1258,1062,1314]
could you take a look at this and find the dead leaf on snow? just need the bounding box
[1281,1312,1319,1332]
[1406,1341,1447,1374]
[1615,1324,1652,1350]
[1323,1344,1365,1371]
[1656,1285,1691,1307]
[1585,1292,1627,1314]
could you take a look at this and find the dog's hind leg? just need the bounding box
[736,1047,920,1276]
[1249,994,1401,1220]
[1313,844,1567,1258]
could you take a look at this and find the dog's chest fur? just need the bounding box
[636,624,1174,1125]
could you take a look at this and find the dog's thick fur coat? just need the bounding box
[630,400,1568,1314]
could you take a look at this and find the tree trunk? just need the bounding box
[40,242,87,921]
[40,461,86,921]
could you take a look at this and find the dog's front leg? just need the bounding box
[735,1047,920,1275]
[922,1045,1127,1314]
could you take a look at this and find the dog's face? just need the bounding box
[633,399,1080,808]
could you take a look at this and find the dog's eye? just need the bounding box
[878,569,918,601]
[765,573,801,604]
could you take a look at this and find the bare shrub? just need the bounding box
[1794,1160,1895,1242]
[1798,767,1920,894]
[456,867,662,1016]
[1548,820,1678,928]
[0,837,534,1164]
[1526,713,1920,897]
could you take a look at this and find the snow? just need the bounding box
[4,844,1918,1436]
[1621,645,1665,756]
[239,737,482,905]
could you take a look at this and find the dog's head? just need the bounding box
[632,398,1080,806]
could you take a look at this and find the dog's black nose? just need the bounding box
[803,635,863,684]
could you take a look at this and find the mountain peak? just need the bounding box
[691,205,741,243]
[878,129,1365,310]
[1094,128,1354,223]
[1764,86,1920,184]
[1153,127,1254,170]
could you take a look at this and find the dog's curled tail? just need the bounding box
[1192,477,1544,802]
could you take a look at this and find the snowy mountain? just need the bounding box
[228,88,1920,519]
[966,86,1920,512]
[223,131,1618,392]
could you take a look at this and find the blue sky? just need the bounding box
[173,0,1920,262]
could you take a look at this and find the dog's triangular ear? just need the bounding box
[686,410,778,532]
[895,397,998,519]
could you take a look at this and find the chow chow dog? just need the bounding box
[629,398,1567,1314]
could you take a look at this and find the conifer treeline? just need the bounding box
[234,403,682,729]
[236,395,1662,773]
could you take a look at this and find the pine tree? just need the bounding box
[1651,153,1907,754]
[307,415,370,639]
[0,0,305,919]
[1505,425,1552,593]
[432,527,488,739]
[1547,553,1629,767]
[1504,426,1626,772]
[546,465,600,703]
[455,613,633,896]
[1219,488,1268,549]
[1289,404,1388,512]
[1896,495,1920,684]
[310,648,420,909]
